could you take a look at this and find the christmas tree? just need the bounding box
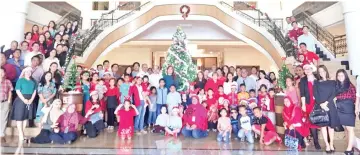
[162,27,197,91]
[62,57,78,92]
[278,63,292,90]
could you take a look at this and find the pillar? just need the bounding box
[342,1,360,76]
[0,0,29,49]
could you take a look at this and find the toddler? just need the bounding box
[216,108,231,143]
[116,100,139,140]
[95,79,107,100]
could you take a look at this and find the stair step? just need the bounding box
[5,127,41,137]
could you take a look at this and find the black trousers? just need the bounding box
[208,121,217,130]
[107,108,115,126]
[30,129,52,144]
[84,120,105,138]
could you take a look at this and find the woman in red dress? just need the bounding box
[299,64,320,150]
[116,99,139,140]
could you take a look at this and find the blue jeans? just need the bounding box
[232,124,239,136]
[156,104,163,117]
[148,111,156,125]
[237,129,254,143]
[134,100,146,131]
[181,128,208,139]
[217,131,230,143]
[49,132,77,144]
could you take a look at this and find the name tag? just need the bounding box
[192,116,196,122]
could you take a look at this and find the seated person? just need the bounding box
[252,107,281,145]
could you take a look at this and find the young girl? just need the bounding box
[148,86,157,128]
[76,71,91,116]
[84,91,105,138]
[198,88,207,104]
[165,107,182,137]
[206,89,216,110]
[207,104,219,132]
[216,108,231,143]
[116,99,139,140]
[120,75,131,104]
[227,84,238,109]
[284,77,299,106]
[152,105,169,133]
[105,78,120,130]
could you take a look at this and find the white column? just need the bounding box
[342,1,360,76]
[0,0,29,49]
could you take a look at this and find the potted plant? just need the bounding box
[60,57,84,113]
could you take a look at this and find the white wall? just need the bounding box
[311,2,343,28]
[27,2,61,25]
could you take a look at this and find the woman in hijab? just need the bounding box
[282,96,309,150]
[49,103,91,144]
[29,99,63,144]
[84,91,105,138]
[11,67,36,142]
[181,96,208,139]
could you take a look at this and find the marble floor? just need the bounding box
[0,130,352,155]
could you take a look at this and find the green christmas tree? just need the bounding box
[278,63,292,90]
[63,58,78,92]
[162,27,197,91]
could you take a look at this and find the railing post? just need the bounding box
[333,38,337,58]
[258,12,260,26]
[315,24,319,39]
[112,13,114,26]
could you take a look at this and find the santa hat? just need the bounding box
[90,91,98,97]
[231,84,237,89]
[222,99,230,104]
[103,72,112,76]
[303,63,317,72]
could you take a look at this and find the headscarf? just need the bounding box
[42,99,63,123]
[19,67,33,78]
[282,96,295,121]
[62,104,80,129]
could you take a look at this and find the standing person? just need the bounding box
[182,96,208,139]
[120,75,131,104]
[29,99,63,144]
[35,72,56,123]
[147,86,157,128]
[131,62,140,77]
[116,99,139,140]
[257,70,271,91]
[138,63,149,78]
[194,72,207,89]
[163,66,178,90]
[295,65,305,102]
[166,85,181,112]
[282,97,309,150]
[0,67,13,143]
[47,34,61,52]
[223,73,237,95]
[6,49,24,82]
[297,26,316,52]
[249,67,259,81]
[208,65,217,78]
[76,71,91,115]
[299,64,321,150]
[105,78,120,130]
[204,73,222,94]
[55,44,66,67]
[268,72,277,89]
[284,77,299,106]
[129,77,147,134]
[11,67,37,142]
[228,84,239,108]
[236,68,257,92]
[299,43,319,66]
[203,70,210,80]
[30,55,44,85]
[289,21,303,44]
[50,104,90,144]
[111,64,120,79]
[42,49,60,72]
[1,53,17,82]
[48,21,56,37]
[335,69,357,155]
[156,79,167,117]
[216,108,231,143]
[252,107,281,145]
[313,65,339,153]
[149,65,162,88]
[48,62,63,89]
[31,25,40,42]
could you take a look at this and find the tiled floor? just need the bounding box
[0,130,352,154]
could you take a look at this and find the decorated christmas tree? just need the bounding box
[62,57,78,92]
[162,27,197,91]
[278,63,292,90]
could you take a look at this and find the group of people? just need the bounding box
[0,19,79,144]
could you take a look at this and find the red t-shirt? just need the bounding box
[117,108,136,136]
[206,95,217,110]
[227,92,238,107]
[304,51,319,64]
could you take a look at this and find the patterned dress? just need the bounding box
[117,109,136,137]
[120,83,130,104]
[35,82,56,122]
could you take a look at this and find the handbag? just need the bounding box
[285,130,299,150]
[334,125,345,132]
[309,104,329,127]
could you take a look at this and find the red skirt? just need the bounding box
[254,125,279,144]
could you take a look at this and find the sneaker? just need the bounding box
[240,138,245,142]
[212,129,217,132]
[207,129,210,132]
[136,131,142,135]
[51,141,54,144]
[67,141,72,144]
[141,130,147,134]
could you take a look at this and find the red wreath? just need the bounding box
[180,5,190,20]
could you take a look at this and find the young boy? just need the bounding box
[247,89,258,106]
[206,88,216,110]
[252,107,281,145]
[265,88,276,125]
[156,79,168,117]
[216,85,227,109]
[237,105,254,143]
[237,84,249,101]
[230,108,240,138]
[227,84,238,109]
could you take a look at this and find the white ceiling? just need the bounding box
[132,20,241,41]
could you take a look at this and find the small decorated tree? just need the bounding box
[278,61,292,90]
[162,27,197,91]
[62,57,78,92]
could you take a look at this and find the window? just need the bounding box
[92,1,109,10]
[233,1,257,10]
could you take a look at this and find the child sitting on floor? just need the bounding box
[237,105,254,143]
[165,107,182,137]
[207,104,219,132]
[252,107,281,145]
[152,105,169,134]
[217,108,231,143]
[116,99,139,141]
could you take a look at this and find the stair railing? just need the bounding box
[219,1,294,57]
[295,11,347,57]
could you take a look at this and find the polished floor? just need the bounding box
[0,129,353,155]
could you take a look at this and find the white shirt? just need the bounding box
[155,114,169,127]
[137,70,149,78]
[240,116,252,130]
[166,91,181,112]
[249,74,258,82]
[223,81,237,95]
[42,57,60,71]
[136,85,144,100]
[298,33,316,52]
[149,73,163,88]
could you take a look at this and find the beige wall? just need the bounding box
[223,47,278,73]
[92,47,152,67]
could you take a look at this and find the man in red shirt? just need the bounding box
[288,21,303,44]
[0,53,16,82]
[299,43,319,66]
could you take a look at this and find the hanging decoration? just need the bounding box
[180,5,190,20]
